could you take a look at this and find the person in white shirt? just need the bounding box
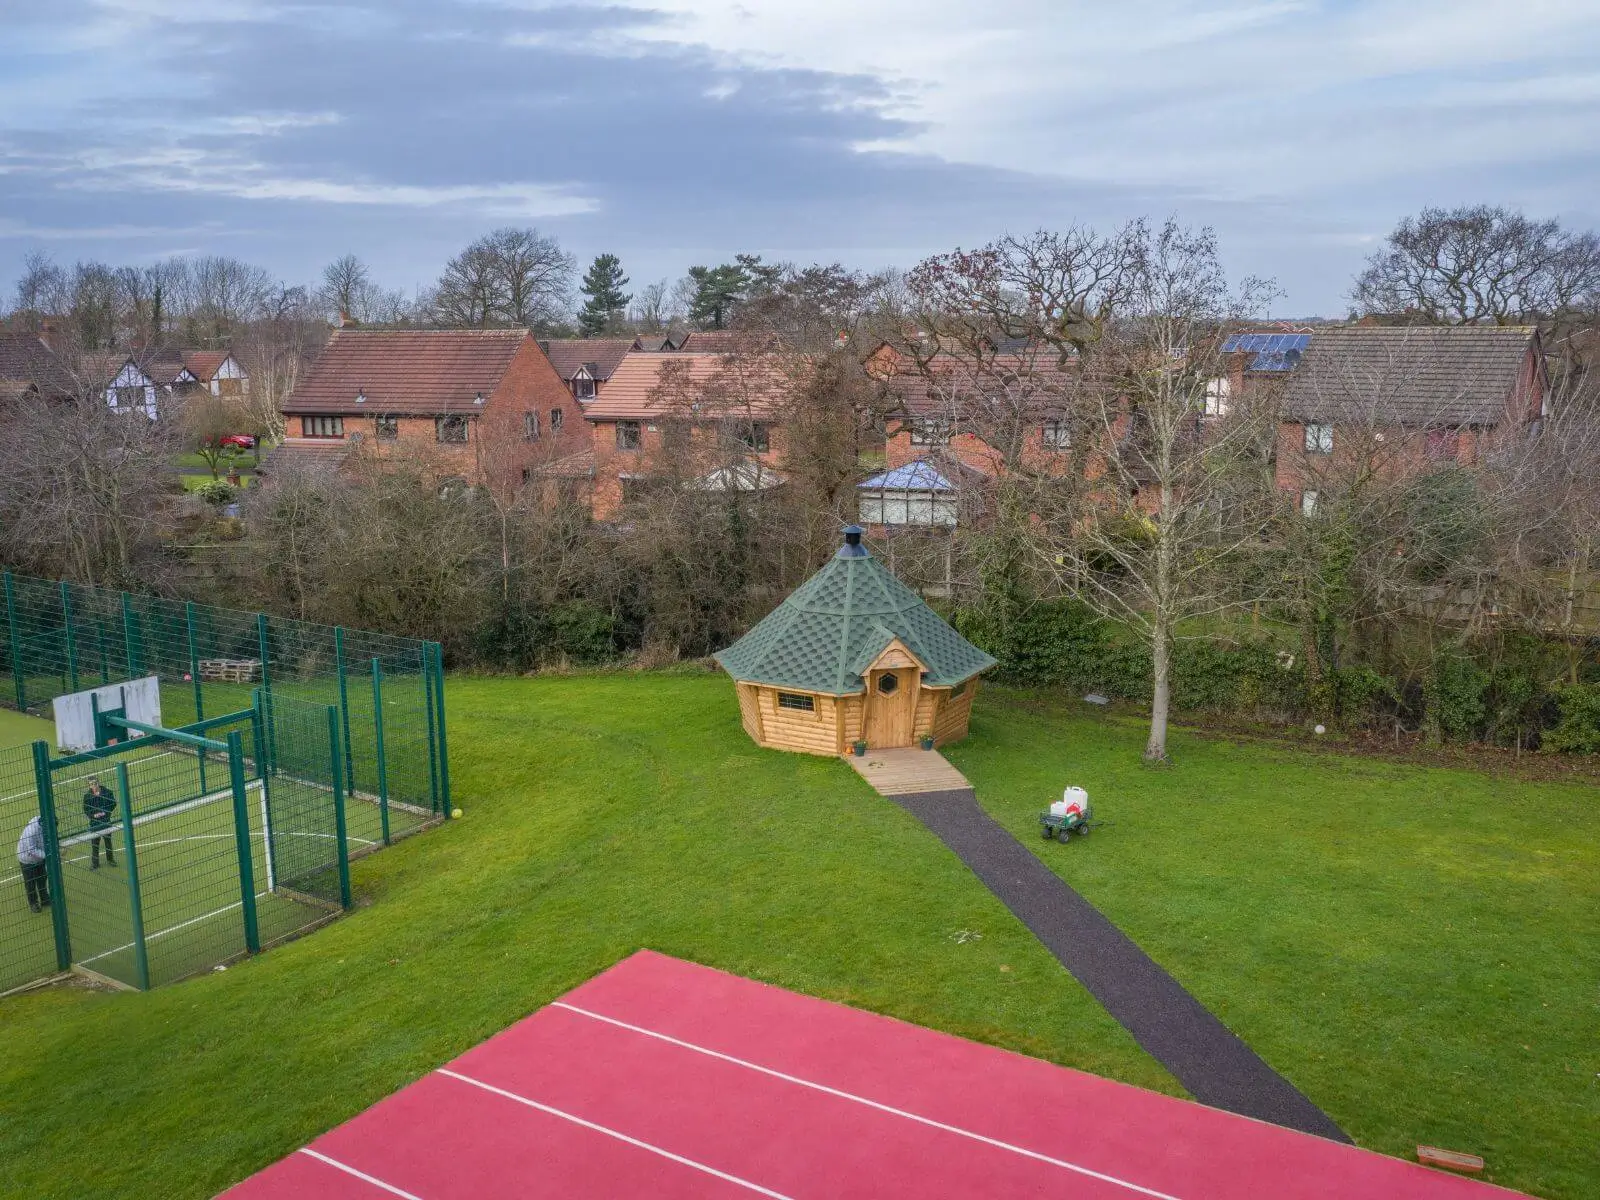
[15,815,50,914]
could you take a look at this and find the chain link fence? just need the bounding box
[1,573,450,995]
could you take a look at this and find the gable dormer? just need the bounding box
[572,364,597,401]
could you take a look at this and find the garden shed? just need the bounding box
[715,526,996,756]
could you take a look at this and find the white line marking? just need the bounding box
[437,1068,795,1199]
[551,1002,1186,1200]
[78,894,260,965]
[298,1149,425,1199]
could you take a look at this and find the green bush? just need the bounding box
[1424,651,1489,742]
[1545,684,1600,753]
[194,479,237,507]
[544,601,616,665]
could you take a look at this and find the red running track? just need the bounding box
[222,950,1525,1199]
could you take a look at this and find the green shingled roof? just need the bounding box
[715,538,996,695]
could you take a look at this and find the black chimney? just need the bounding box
[837,524,868,558]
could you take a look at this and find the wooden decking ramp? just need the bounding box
[846,747,970,796]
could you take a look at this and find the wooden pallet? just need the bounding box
[196,657,262,684]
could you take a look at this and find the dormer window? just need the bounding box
[573,373,596,401]
[356,389,366,405]
[473,391,485,406]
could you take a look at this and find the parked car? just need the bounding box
[218,434,257,450]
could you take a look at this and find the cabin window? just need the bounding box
[303,415,344,438]
[777,693,814,712]
[877,672,900,695]
[374,414,399,440]
[1304,423,1333,454]
[616,420,642,450]
[949,680,967,698]
[436,415,469,443]
[523,411,540,441]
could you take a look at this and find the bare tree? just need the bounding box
[629,279,673,332]
[1035,220,1279,761]
[318,254,373,322]
[1353,205,1600,328]
[0,353,179,586]
[11,251,67,318]
[432,228,574,330]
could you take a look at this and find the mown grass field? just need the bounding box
[0,705,53,750]
[0,674,1594,1199]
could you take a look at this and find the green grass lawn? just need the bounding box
[0,675,1593,1199]
[946,690,1600,1200]
[0,705,53,749]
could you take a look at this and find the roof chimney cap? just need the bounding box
[837,524,869,558]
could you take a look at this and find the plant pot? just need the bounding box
[852,741,868,757]
[919,736,935,751]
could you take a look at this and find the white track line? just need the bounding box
[298,1149,425,1199]
[437,1069,794,1199]
[552,1002,1186,1200]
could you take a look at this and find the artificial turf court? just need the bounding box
[0,739,394,992]
[225,951,1518,1200]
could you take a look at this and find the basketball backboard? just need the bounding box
[53,676,163,752]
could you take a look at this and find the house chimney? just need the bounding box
[837,524,869,559]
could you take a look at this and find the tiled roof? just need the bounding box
[583,352,791,421]
[540,339,634,382]
[677,330,778,353]
[1283,326,1539,426]
[259,438,352,474]
[714,532,996,695]
[182,351,232,381]
[881,354,1077,417]
[285,329,529,414]
[0,333,76,397]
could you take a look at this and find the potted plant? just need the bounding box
[852,739,868,757]
[920,734,935,751]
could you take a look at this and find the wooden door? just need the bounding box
[864,667,917,747]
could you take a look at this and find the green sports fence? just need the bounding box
[0,573,451,995]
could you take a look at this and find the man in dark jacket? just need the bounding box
[82,776,117,869]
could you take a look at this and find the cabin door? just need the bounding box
[864,667,917,748]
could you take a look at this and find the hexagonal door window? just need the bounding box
[878,671,899,695]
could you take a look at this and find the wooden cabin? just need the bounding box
[715,526,996,756]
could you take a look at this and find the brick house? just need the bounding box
[141,349,250,402]
[545,350,790,519]
[269,329,584,492]
[539,338,635,404]
[0,332,77,402]
[863,341,1080,530]
[1272,325,1546,510]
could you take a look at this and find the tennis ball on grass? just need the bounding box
[452,808,463,818]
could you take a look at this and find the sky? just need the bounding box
[2,0,1599,317]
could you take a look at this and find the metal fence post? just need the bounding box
[121,592,141,677]
[422,651,440,815]
[431,643,452,819]
[256,612,275,756]
[371,658,390,845]
[114,761,150,990]
[326,705,353,909]
[97,622,110,685]
[59,582,79,693]
[31,740,70,972]
[4,572,25,709]
[185,601,205,725]
[228,730,260,953]
[333,626,355,795]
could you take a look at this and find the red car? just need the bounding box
[217,434,257,450]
